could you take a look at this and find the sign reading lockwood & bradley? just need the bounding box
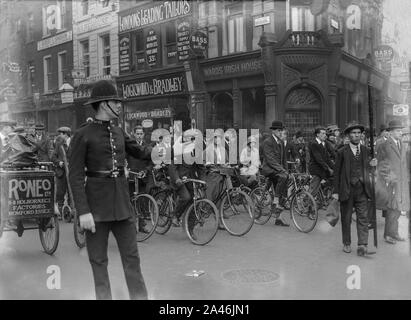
[202,59,263,80]
[121,74,186,99]
[119,0,191,33]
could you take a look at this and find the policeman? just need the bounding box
[68,80,150,300]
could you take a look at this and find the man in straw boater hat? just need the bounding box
[376,120,410,245]
[333,121,378,256]
[68,80,150,300]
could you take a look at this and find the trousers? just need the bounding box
[384,209,401,239]
[340,182,369,246]
[85,217,148,300]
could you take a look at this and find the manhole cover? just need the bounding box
[222,269,280,284]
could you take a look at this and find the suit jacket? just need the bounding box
[261,135,287,176]
[34,135,54,162]
[51,138,68,178]
[68,121,151,221]
[127,139,154,171]
[333,144,373,202]
[308,139,334,179]
[377,137,410,211]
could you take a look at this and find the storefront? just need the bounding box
[199,52,265,131]
[117,71,190,136]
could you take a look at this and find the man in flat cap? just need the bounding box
[0,120,16,161]
[33,124,54,162]
[333,122,378,256]
[69,80,150,300]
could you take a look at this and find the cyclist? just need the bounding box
[261,120,290,227]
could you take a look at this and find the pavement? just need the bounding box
[0,209,410,300]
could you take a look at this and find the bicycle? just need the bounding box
[249,169,318,233]
[153,174,219,246]
[129,170,159,242]
[207,165,255,237]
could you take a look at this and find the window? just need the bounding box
[227,15,245,54]
[165,22,177,65]
[27,13,34,42]
[101,34,111,75]
[43,56,52,93]
[58,52,67,88]
[134,31,145,71]
[81,0,89,16]
[80,40,90,77]
[290,0,315,31]
[28,62,35,95]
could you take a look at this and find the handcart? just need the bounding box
[0,162,59,255]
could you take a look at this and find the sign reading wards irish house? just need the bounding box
[120,74,186,99]
[202,59,263,80]
[119,0,191,33]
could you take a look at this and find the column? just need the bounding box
[265,84,277,128]
[189,91,207,132]
[328,84,337,125]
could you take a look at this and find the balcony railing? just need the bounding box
[287,31,320,47]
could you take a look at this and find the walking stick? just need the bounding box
[368,83,378,248]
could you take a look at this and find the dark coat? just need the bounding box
[376,138,410,212]
[34,135,54,162]
[261,135,287,176]
[68,121,151,222]
[51,137,68,178]
[127,139,154,172]
[308,139,334,179]
[333,144,373,202]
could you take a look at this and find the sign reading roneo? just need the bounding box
[119,0,191,33]
[0,171,55,217]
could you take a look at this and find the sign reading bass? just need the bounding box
[122,75,185,98]
[119,0,191,32]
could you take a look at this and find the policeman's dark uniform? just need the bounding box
[68,80,149,300]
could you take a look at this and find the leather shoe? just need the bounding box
[275,219,289,227]
[357,245,376,256]
[384,236,397,244]
[343,245,351,253]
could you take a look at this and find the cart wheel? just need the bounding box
[62,205,72,223]
[39,216,60,255]
[73,214,86,248]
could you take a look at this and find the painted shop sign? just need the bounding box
[202,59,263,80]
[119,35,131,73]
[121,74,186,99]
[0,171,54,217]
[146,30,159,67]
[126,108,173,120]
[191,30,208,56]
[177,20,190,61]
[75,13,116,34]
[119,0,191,33]
[37,30,72,51]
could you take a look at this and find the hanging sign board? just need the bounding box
[146,29,159,67]
[177,20,190,61]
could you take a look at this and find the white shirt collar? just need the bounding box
[0,132,6,145]
[315,137,325,146]
[272,134,280,143]
[349,142,360,155]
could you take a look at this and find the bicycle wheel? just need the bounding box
[73,213,86,249]
[290,190,318,233]
[220,190,254,236]
[249,187,273,225]
[184,199,219,245]
[39,216,59,255]
[153,191,172,235]
[132,194,159,242]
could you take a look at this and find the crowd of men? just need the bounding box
[0,80,410,299]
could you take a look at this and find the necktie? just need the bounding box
[355,145,360,159]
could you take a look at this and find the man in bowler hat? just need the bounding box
[333,122,378,256]
[377,120,410,244]
[68,80,150,299]
[261,120,290,226]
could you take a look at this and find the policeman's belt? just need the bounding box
[86,169,125,178]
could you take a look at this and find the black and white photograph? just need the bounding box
[0,0,410,304]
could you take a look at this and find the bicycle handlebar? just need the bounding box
[181,177,206,185]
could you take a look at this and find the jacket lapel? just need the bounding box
[388,138,401,158]
[344,145,351,181]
